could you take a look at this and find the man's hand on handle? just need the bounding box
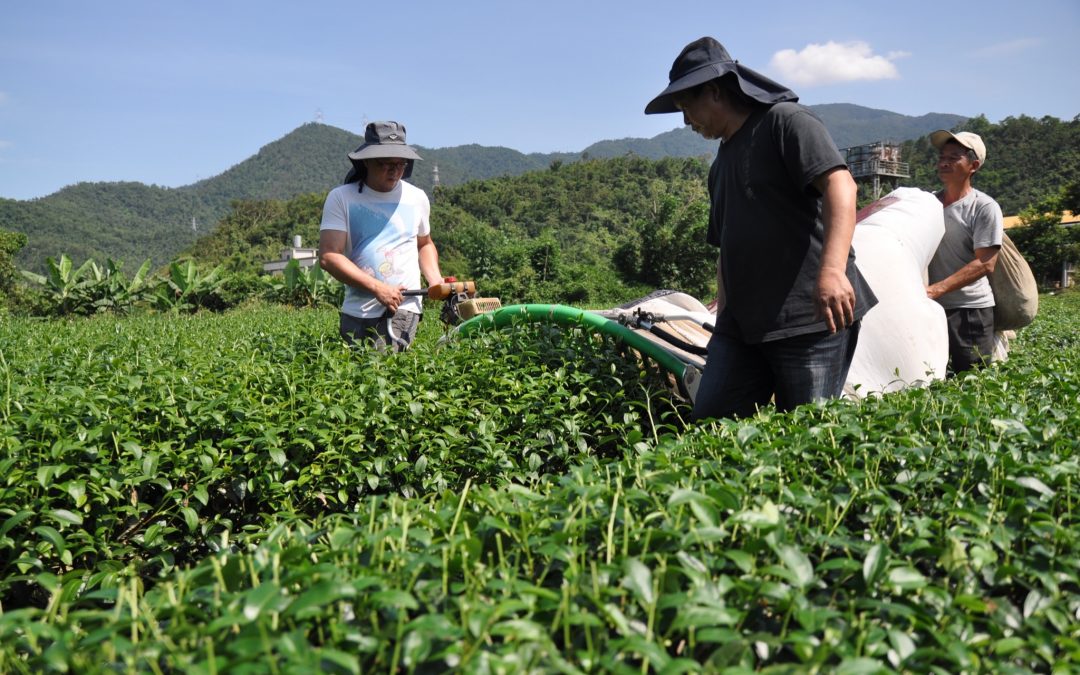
[375,282,405,314]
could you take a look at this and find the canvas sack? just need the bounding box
[989,233,1038,330]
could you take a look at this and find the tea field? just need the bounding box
[1,293,1078,673]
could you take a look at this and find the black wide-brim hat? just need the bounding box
[344,120,422,183]
[348,121,423,161]
[645,37,798,114]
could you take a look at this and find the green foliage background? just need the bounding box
[187,156,717,306]
[0,290,1077,672]
[900,114,1080,215]
[0,229,28,312]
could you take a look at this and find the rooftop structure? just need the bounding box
[1002,210,1078,229]
[262,235,318,275]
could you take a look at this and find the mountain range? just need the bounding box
[1,103,966,271]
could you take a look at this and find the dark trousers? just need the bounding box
[944,307,994,375]
[339,310,420,352]
[692,319,860,420]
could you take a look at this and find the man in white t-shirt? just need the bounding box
[319,121,443,350]
[926,130,1003,373]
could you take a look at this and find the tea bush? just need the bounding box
[0,306,680,602]
[0,293,1077,672]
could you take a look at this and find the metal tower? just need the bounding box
[842,141,910,200]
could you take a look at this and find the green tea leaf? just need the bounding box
[317,648,361,675]
[0,511,34,538]
[724,550,755,573]
[46,508,83,526]
[181,507,199,532]
[1012,476,1055,498]
[736,424,761,446]
[490,618,546,642]
[1023,589,1050,618]
[672,605,740,629]
[835,657,887,675]
[243,582,285,621]
[888,629,916,665]
[32,525,66,554]
[622,558,655,606]
[775,544,814,590]
[372,590,418,610]
[731,500,780,529]
[288,580,357,619]
[863,543,888,587]
[992,637,1026,655]
[886,566,926,590]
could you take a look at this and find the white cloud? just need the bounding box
[0,91,8,105]
[769,41,904,87]
[970,38,1043,59]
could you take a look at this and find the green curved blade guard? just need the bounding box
[455,304,700,401]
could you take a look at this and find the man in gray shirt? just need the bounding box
[926,130,1003,373]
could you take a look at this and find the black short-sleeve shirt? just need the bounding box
[707,102,877,343]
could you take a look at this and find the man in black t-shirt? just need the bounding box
[646,37,877,419]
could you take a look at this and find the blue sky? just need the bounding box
[2,0,1077,200]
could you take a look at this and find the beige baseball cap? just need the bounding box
[930,130,986,165]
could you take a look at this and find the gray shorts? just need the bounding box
[339,310,420,352]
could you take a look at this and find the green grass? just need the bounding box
[0,294,1078,673]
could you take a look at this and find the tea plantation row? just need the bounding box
[0,294,1077,672]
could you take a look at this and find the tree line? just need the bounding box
[2,114,1078,316]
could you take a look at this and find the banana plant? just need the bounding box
[23,255,159,315]
[85,259,155,314]
[266,259,342,308]
[152,260,226,312]
[20,254,96,315]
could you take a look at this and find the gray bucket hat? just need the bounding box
[344,120,422,185]
[348,121,423,162]
[645,37,798,114]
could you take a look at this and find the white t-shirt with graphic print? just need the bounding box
[320,180,431,318]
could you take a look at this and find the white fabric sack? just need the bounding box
[846,188,949,397]
[991,330,1014,363]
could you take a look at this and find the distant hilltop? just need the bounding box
[1,102,969,270]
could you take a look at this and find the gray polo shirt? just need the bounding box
[927,188,1003,309]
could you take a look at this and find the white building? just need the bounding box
[262,235,319,275]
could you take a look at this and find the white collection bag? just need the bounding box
[845,188,949,396]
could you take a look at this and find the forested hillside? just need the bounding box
[900,114,1080,215]
[0,124,367,272]
[0,104,974,272]
[584,105,967,159]
[0,183,203,276]
[815,105,966,150]
[190,156,716,306]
